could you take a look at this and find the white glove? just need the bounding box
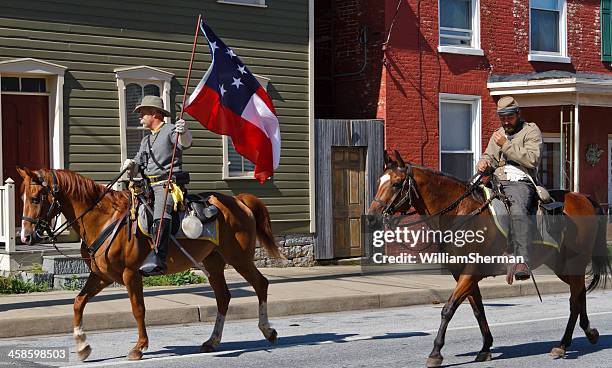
[121,159,135,172]
[175,119,187,134]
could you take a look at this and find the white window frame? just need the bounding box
[221,73,271,180]
[115,66,174,165]
[222,136,256,179]
[437,0,484,56]
[217,0,267,8]
[438,93,481,179]
[540,135,562,188]
[528,0,570,63]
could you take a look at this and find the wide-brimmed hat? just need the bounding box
[134,95,171,117]
[497,96,520,115]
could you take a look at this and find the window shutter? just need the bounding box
[603,0,612,61]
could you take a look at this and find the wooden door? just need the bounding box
[332,147,365,258]
[2,94,50,223]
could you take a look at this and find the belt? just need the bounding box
[147,172,170,184]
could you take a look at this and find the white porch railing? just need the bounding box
[0,178,16,253]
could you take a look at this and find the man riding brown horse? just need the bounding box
[121,95,193,276]
[476,96,542,284]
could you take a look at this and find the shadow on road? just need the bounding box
[448,334,612,366]
[142,331,430,358]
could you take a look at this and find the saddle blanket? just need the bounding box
[137,204,219,245]
[481,186,563,251]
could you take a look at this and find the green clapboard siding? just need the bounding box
[0,0,310,234]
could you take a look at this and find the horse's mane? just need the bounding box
[395,163,485,203]
[44,169,129,211]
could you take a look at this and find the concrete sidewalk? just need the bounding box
[0,266,568,338]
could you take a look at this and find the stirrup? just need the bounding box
[139,250,167,276]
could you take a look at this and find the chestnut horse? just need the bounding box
[368,151,611,367]
[17,167,282,361]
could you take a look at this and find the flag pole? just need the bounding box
[153,14,202,257]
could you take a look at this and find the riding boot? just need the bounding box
[139,218,171,276]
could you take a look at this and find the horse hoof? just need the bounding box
[550,346,565,359]
[127,349,143,361]
[76,345,92,361]
[475,351,492,362]
[426,356,443,368]
[587,328,599,344]
[266,328,278,344]
[200,343,216,353]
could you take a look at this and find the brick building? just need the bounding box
[316,0,612,204]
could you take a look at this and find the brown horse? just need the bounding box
[17,166,282,361]
[368,151,611,367]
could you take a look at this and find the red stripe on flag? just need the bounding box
[185,85,273,183]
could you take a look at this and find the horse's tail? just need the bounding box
[585,196,611,292]
[236,193,284,259]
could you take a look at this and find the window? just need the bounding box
[438,0,483,56]
[125,83,160,159]
[538,137,562,189]
[217,0,266,7]
[603,0,612,62]
[1,77,46,92]
[115,66,173,165]
[223,136,255,179]
[439,94,481,182]
[529,0,569,62]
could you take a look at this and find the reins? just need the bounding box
[23,168,129,260]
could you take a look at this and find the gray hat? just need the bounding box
[134,95,171,117]
[496,96,520,115]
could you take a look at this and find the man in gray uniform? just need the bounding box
[476,96,542,284]
[121,95,193,276]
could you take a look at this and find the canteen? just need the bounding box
[181,213,203,239]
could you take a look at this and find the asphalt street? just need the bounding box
[1,290,612,368]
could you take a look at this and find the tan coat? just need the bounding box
[482,121,543,181]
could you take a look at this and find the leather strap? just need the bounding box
[88,213,126,257]
[147,135,165,171]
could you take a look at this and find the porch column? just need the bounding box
[573,95,580,192]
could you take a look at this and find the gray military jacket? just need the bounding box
[133,122,189,178]
[482,121,543,181]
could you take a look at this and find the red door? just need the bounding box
[2,94,50,224]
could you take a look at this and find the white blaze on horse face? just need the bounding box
[379,174,391,189]
[20,193,26,243]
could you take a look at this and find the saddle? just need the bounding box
[481,182,566,250]
[127,179,220,244]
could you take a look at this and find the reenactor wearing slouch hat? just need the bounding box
[476,96,543,284]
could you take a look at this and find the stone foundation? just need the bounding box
[254,233,315,267]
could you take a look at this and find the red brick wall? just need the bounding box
[321,0,612,199]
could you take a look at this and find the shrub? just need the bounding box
[142,270,206,287]
[0,275,49,294]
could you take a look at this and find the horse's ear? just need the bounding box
[16,166,33,179]
[393,150,405,168]
[384,150,392,168]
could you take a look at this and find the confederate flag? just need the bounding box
[184,21,281,183]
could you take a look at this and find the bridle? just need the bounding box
[22,168,127,245]
[373,163,489,227]
[372,164,417,218]
[22,170,62,241]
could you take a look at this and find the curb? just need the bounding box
[0,280,567,338]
